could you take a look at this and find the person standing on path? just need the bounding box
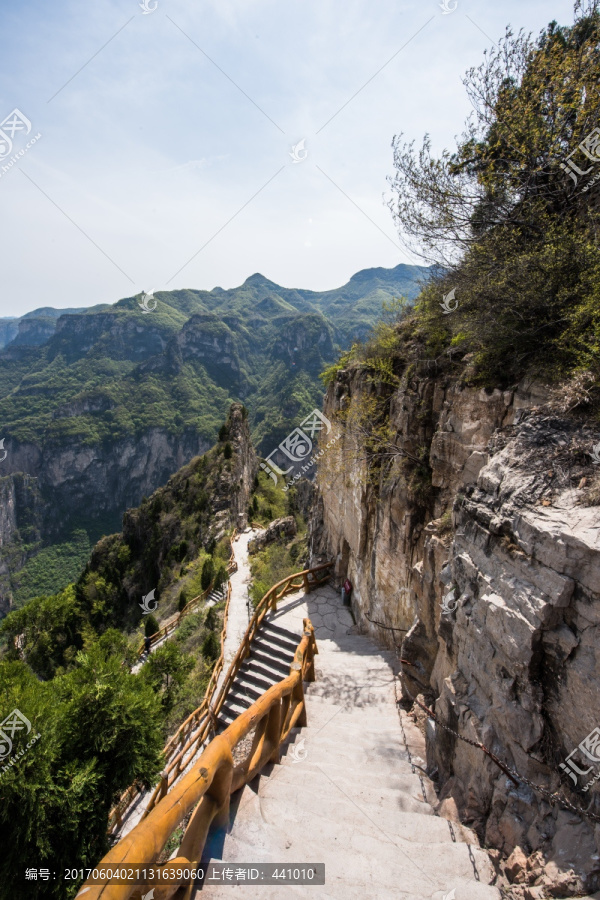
[341,577,352,606]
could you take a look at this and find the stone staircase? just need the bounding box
[197,585,502,900]
[216,620,300,733]
[205,584,227,609]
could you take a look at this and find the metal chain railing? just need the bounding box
[399,659,600,825]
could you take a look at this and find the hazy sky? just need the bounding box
[0,0,575,316]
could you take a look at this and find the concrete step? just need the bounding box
[237,659,285,687]
[230,681,263,702]
[255,630,298,655]
[251,636,296,663]
[196,585,501,900]
[261,620,301,642]
[254,766,435,824]
[246,647,291,677]
[235,666,276,693]
[199,823,499,900]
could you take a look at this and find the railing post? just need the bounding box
[304,642,316,683]
[266,700,282,765]
[302,572,310,592]
[208,757,233,831]
[302,620,317,683]
[157,770,169,802]
[290,662,307,727]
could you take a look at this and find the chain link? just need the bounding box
[399,662,600,825]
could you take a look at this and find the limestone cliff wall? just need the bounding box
[309,365,600,892]
[2,428,211,537]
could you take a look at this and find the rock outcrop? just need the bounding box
[309,365,600,895]
[247,516,297,554]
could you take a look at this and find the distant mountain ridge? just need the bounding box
[0,306,90,349]
[0,262,432,610]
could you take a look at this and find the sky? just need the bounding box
[0,0,576,317]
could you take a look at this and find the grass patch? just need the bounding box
[249,524,308,606]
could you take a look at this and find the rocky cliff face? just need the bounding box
[10,316,58,347]
[3,428,211,539]
[0,474,44,616]
[0,319,19,349]
[309,365,600,895]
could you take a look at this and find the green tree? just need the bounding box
[387,3,600,385]
[205,606,219,631]
[144,614,159,637]
[213,563,228,593]
[0,646,163,899]
[0,585,84,680]
[201,557,214,591]
[223,442,233,459]
[201,630,220,662]
[142,642,195,710]
[178,589,187,612]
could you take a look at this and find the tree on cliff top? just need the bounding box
[387,1,600,388]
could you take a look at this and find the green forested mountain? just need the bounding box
[0,404,257,898]
[0,263,429,610]
[0,263,428,451]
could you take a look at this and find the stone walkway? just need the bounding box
[215,528,255,694]
[196,585,501,900]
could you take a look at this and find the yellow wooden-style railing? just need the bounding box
[139,562,332,822]
[109,531,239,832]
[82,617,319,900]
[90,560,333,898]
[108,556,332,833]
[226,529,238,575]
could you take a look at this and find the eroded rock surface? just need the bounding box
[309,368,600,895]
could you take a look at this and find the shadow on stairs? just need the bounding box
[216,621,301,734]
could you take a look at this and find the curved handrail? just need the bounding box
[139,561,333,820]
[82,619,319,900]
[106,559,333,834]
[210,562,333,726]
[226,528,238,574]
[109,575,234,833]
